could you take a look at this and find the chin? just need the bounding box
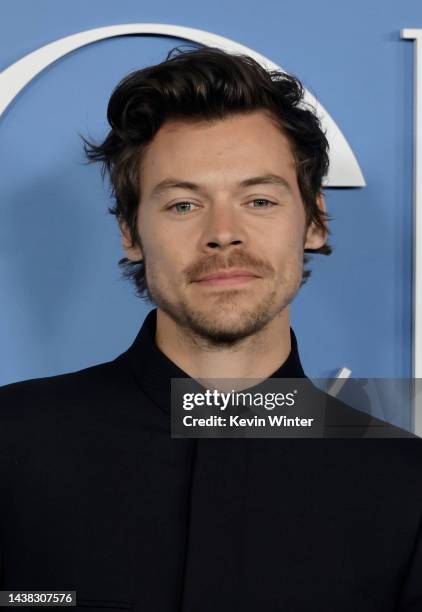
[184,306,273,345]
[190,322,259,345]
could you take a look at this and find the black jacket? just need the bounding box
[1,309,421,611]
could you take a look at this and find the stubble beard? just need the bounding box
[144,256,304,348]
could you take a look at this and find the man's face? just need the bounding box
[122,111,326,344]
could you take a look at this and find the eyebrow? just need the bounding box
[149,174,293,199]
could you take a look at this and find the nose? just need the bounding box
[199,203,247,253]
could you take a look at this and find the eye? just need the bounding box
[169,201,199,214]
[248,199,276,209]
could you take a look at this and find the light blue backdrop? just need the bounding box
[0,0,420,427]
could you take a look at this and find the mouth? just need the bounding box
[193,269,261,287]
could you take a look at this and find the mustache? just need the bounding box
[185,251,274,282]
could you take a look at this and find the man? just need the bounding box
[1,47,421,611]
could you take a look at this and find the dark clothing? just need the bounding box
[0,309,421,611]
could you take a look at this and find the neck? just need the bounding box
[155,307,292,381]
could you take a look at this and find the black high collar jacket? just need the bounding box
[1,309,421,611]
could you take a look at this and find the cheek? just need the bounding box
[137,215,164,261]
[141,226,186,282]
[264,220,304,262]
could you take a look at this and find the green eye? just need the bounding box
[171,201,198,214]
[251,199,274,208]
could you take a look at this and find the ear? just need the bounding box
[304,193,328,250]
[119,220,143,261]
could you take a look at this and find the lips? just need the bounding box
[194,268,259,282]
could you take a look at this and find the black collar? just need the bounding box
[123,308,306,413]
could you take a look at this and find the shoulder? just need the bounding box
[0,351,134,420]
[0,351,142,470]
[318,387,419,438]
[284,380,422,469]
[309,385,422,478]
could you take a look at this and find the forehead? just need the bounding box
[139,111,297,189]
